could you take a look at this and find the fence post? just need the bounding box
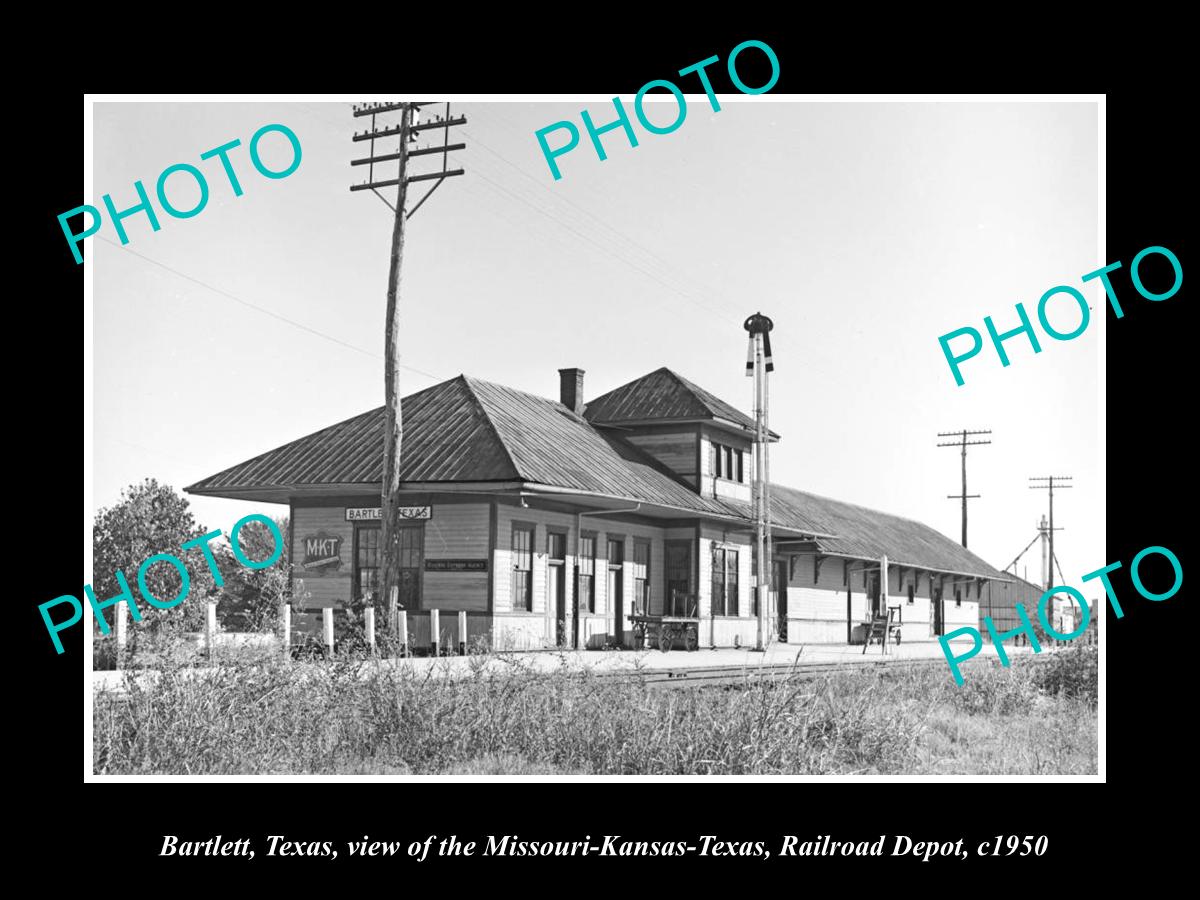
[364,607,376,654]
[398,610,408,658]
[430,609,440,656]
[115,599,128,669]
[458,610,467,655]
[205,601,218,658]
[389,586,399,637]
[281,603,291,659]
[323,608,334,656]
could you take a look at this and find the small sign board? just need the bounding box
[346,506,432,521]
[425,558,488,572]
[301,533,343,574]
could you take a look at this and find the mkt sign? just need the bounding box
[302,533,343,573]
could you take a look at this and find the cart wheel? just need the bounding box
[658,627,673,653]
[684,627,698,652]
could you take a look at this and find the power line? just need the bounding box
[96,236,442,381]
[299,101,749,330]
[462,121,747,321]
[468,165,738,326]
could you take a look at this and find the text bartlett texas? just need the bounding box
[159,833,1046,861]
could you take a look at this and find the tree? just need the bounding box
[92,478,219,634]
[214,515,292,632]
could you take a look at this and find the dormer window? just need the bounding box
[712,441,745,483]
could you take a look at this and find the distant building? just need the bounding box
[187,367,1010,650]
[979,573,1093,644]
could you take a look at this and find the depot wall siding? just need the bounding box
[624,431,698,486]
[422,503,490,611]
[699,524,754,647]
[781,554,988,643]
[291,504,354,611]
[493,503,669,649]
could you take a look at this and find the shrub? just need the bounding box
[1029,645,1098,707]
[93,636,117,671]
[91,645,1097,776]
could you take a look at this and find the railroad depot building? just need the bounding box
[186,367,1011,650]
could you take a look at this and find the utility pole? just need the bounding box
[937,429,992,548]
[350,102,466,635]
[744,312,774,652]
[1030,476,1071,591]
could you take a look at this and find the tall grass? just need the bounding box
[93,646,1097,776]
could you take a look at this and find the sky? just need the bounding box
[90,98,1101,589]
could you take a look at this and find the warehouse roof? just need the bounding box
[770,486,1007,580]
[186,372,1004,579]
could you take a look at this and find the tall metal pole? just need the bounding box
[763,345,773,644]
[743,312,774,652]
[754,333,766,652]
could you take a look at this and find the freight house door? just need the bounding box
[774,559,788,642]
[664,540,692,615]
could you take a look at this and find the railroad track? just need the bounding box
[593,655,952,690]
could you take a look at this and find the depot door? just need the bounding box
[932,583,945,636]
[548,531,568,647]
[774,559,789,641]
[664,540,692,616]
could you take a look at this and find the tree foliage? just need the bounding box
[92,479,293,636]
[92,478,218,633]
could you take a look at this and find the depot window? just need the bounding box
[712,442,745,483]
[711,546,739,616]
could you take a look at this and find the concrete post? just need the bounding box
[281,603,291,658]
[458,610,467,655]
[430,609,440,656]
[322,608,334,655]
[205,601,218,657]
[115,600,128,669]
[398,610,408,657]
[364,607,376,653]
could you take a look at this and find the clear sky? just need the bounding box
[91,98,1100,589]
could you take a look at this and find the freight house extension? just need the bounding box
[187,367,1020,650]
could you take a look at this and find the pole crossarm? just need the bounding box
[352,144,467,166]
[351,170,465,191]
[353,116,468,141]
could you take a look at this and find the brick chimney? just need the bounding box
[558,367,585,414]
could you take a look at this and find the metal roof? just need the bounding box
[769,485,1009,580]
[584,367,766,434]
[186,376,780,525]
[186,372,1003,579]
